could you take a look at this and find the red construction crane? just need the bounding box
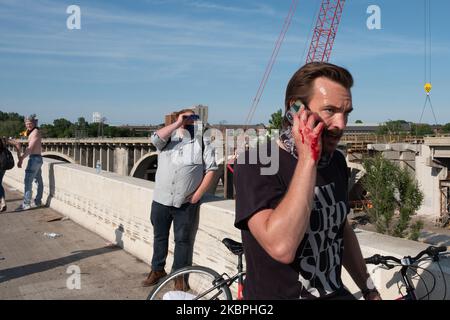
[306,0,346,63]
[245,0,346,126]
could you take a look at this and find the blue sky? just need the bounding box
[0,0,449,126]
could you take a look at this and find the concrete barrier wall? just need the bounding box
[4,157,450,300]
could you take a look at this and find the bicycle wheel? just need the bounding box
[147,266,232,300]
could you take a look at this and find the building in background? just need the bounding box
[193,105,208,124]
[164,105,209,126]
[164,113,177,126]
[345,123,380,135]
[92,112,102,124]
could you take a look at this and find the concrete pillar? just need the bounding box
[399,151,416,174]
[107,147,114,172]
[100,147,107,170]
[128,147,134,175]
[86,147,93,167]
[93,146,100,167]
[113,147,129,176]
[133,147,140,167]
[74,146,80,164]
[79,147,86,166]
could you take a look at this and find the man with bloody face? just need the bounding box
[234,62,381,300]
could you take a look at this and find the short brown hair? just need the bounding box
[283,62,353,128]
[175,108,195,117]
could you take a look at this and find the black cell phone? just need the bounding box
[286,99,306,125]
[286,99,322,128]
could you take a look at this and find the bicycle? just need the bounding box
[147,238,245,300]
[364,245,448,300]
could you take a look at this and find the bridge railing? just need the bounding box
[4,156,449,299]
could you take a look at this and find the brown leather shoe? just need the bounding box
[174,276,190,291]
[141,270,167,287]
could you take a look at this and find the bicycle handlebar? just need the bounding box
[365,246,447,268]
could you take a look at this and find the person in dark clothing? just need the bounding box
[0,137,21,212]
[234,62,381,300]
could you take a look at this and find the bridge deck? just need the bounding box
[0,186,151,299]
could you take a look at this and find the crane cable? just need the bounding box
[244,0,299,128]
[418,0,438,134]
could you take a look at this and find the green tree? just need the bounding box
[393,168,424,240]
[52,118,74,138]
[377,120,410,135]
[442,123,450,133]
[40,124,56,138]
[268,109,283,133]
[0,111,24,122]
[0,111,25,137]
[411,123,434,136]
[355,120,363,124]
[362,156,424,240]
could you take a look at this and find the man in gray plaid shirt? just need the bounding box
[142,108,218,290]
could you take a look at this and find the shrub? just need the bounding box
[362,155,424,240]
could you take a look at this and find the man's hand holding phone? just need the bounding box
[292,103,324,165]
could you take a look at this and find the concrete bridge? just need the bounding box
[2,155,449,299]
[19,138,158,180]
[14,136,450,221]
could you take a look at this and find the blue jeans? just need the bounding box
[23,155,43,206]
[150,200,200,273]
[0,170,5,199]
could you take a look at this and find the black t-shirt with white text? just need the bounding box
[234,145,349,300]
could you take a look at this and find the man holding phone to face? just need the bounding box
[234,62,381,300]
[142,109,218,290]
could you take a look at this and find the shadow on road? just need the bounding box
[0,245,121,283]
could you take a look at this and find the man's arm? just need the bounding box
[7,139,22,168]
[342,220,382,300]
[247,160,316,264]
[189,171,216,204]
[7,139,21,156]
[247,107,324,264]
[152,112,194,150]
[155,121,181,142]
[155,111,195,141]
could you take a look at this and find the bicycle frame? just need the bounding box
[211,249,245,300]
[397,266,418,300]
[191,253,245,300]
[190,270,246,300]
